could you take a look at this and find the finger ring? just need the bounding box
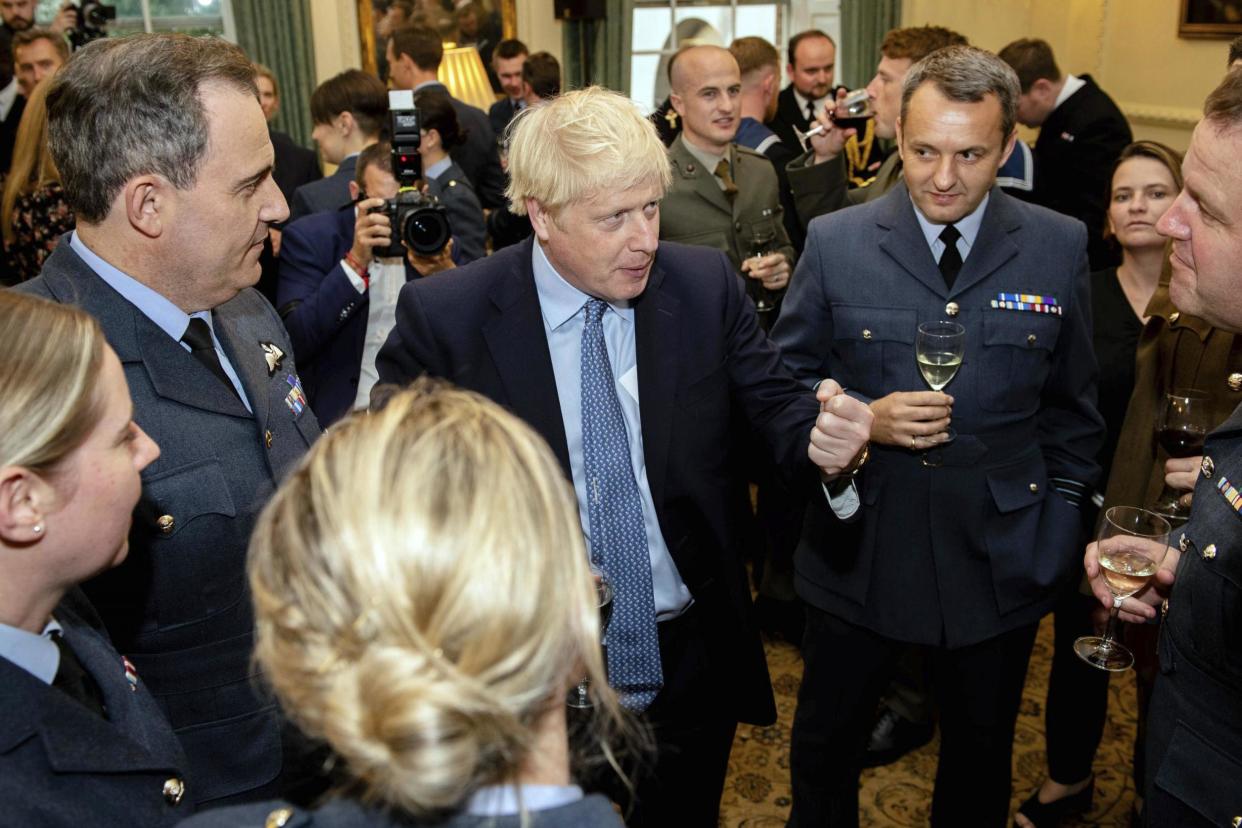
[910,435,917,449]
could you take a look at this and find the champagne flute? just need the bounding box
[915,321,965,444]
[1073,506,1170,672]
[566,563,613,709]
[748,213,778,314]
[1151,389,1211,524]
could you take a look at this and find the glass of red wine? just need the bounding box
[566,563,613,709]
[1151,389,1211,524]
[794,88,875,148]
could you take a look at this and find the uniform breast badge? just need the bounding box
[990,292,1063,316]
[122,655,139,691]
[284,374,308,417]
[261,342,285,376]
[1216,474,1242,515]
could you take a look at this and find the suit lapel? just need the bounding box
[875,183,947,297]
[213,303,274,432]
[634,262,679,509]
[481,245,572,475]
[949,187,1021,297]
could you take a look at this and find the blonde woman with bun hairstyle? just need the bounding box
[0,291,186,825]
[180,380,632,828]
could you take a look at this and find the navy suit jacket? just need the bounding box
[289,155,357,223]
[15,241,321,805]
[488,96,522,137]
[374,238,823,724]
[269,129,322,212]
[773,184,1103,647]
[0,597,191,826]
[277,208,420,425]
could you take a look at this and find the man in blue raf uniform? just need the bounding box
[1087,68,1242,828]
[773,46,1103,828]
[15,34,321,807]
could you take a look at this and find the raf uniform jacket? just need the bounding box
[0,597,191,826]
[660,136,796,290]
[1144,405,1242,826]
[428,160,487,265]
[16,240,321,806]
[289,154,357,224]
[180,793,625,828]
[772,184,1103,647]
[1031,75,1131,271]
[417,82,508,211]
[277,208,421,426]
[374,237,823,725]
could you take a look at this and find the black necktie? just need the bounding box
[181,318,241,401]
[805,100,816,125]
[938,224,963,290]
[52,631,108,718]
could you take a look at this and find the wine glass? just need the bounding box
[566,563,613,709]
[1074,506,1171,672]
[1151,389,1211,524]
[915,321,965,444]
[748,216,778,314]
[793,88,875,149]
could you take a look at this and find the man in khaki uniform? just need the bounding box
[660,45,795,320]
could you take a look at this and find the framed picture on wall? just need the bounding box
[1180,0,1242,38]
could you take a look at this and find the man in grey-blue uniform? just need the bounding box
[772,46,1102,827]
[15,34,321,808]
[1087,68,1242,828]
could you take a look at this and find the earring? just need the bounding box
[32,524,43,534]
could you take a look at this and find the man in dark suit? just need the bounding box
[374,86,873,827]
[999,38,1131,270]
[772,46,1102,827]
[15,33,321,808]
[1087,68,1242,828]
[767,29,837,158]
[488,38,527,136]
[289,69,387,223]
[278,141,457,426]
[387,24,507,210]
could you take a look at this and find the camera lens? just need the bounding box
[402,208,452,256]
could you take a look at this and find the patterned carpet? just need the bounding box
[719,615,1141,827]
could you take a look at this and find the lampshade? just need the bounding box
[439,45,496,112]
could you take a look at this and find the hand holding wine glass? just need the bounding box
[914,321,965,443]
[566,563,613,709]
[1074,506,1171,671]
[1151,389,1210,523]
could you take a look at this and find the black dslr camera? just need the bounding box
[66,2,116,51]
[371,91,451,258]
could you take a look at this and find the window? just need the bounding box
[630,0,784,114]
[36,0,234,40]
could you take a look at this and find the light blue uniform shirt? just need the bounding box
[0,618,62,684]
[70,232,252,411]
[531,240,693,619]
[912,192,989,265]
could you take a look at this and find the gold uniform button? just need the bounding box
[1029,483,1039,493]
[1203,543,1217,560]
[1027,333,1037,345]
[162,777,185,806]
[1169,311,1181,324]
[265,430,273,449]
[157,515,175,534]
[945,302,960,317]
[1202,456,1215,478]
[862,329,873,340]
[1179,533,1189,552]
[266,808,295,828]
[1230,372,1242,392]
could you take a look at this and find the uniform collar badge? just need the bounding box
[261,342,285,376]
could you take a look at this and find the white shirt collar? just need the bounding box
[0,77,18,122]
[1053,74,1085,111]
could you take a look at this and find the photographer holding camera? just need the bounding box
[278,133,456,426]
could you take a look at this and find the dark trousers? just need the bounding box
[598,605,738,828]
[789,606,1038,828]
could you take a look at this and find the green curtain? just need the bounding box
[840,0,902,89]
[232,0,318,148]
[561,0,628,93]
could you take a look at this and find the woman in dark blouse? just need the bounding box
[1,78,73,285]
[1016,141,1184,828]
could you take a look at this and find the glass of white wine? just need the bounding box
[567,563,613,709]
[1073,505,1171,672]
[915,321,965,443]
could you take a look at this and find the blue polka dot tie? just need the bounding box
[580,298,663,711]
